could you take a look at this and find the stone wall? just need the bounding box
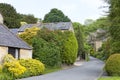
[20,49,32,59]
[0,46,8,63]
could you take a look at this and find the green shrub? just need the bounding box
[0,73,14,80]
[105,54,120,76]
[33,29,61,67]
[61,31,78,64]
[33,28,78,66]
[111,41,120,54]
[19,59,45,76]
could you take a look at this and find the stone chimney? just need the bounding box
[0,13,3,24]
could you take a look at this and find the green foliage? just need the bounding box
[84,17,109,36]
[105,54,120,76]
[73,22,85,59]
[0,73,14,80]
[0,3,37,28]
[3,54,16,62]
[43,67,61,74]
[19,14,37,24]
[61,31,78,64]
[0,3,20,28]
[109,25,120,54]
[19,59,45,76]
[19,27,40,45]
[99,77,120,80]
[33,29,61,67]
[33,28,78,66]
[105,0,120,54]
[43,8,71,22]
[111,41,120,53]
[93,39,111,60]
[90,48,95,56]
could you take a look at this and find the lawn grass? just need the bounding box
[99,77,120,80]
[43,67,62,74]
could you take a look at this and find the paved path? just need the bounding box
[19,57,104,80]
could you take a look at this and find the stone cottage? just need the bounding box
[87,29,107,51]
[0,13,32,63]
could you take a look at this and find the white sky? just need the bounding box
[0,0,108,24]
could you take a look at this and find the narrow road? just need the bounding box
[20,57,104,80]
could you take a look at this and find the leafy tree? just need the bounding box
[19,14,37,24]
[73,22,85,59]
[0,3,20,28]
[84,17,109,36]
[0,3,38,28]
[43,8,71,22]
[104,0,120,53]
[19,27,40,45]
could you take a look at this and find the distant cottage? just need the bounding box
[18,22,74,34]
[0,13,32,63]
[87,28,107,51]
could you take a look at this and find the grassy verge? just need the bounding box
[99,77,120,80]
[43,67,62,74]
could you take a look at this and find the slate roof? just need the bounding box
[10,28,18,34]
[18,23,41,32]
[0,24,32,50]
[42,22,72,30]
[18,22,73,32]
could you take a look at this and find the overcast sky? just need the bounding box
[0,0,108,24]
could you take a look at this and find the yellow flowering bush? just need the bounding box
[19,59,45,76]
[19,26,40,45]
[3,54,16,62]
[3,61,26,77]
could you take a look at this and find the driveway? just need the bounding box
[19,57,104,80]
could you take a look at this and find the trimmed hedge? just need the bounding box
[33,29,62,67]
[105,54,120,76]
[61,31,78,64]
[33,29,78,66]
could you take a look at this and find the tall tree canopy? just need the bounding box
[0,3,20,28]
[84,17,109,36]
[19,14,38,24]
[0,3,37,28]
[105,0,120,53]
[43,8,71,23]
